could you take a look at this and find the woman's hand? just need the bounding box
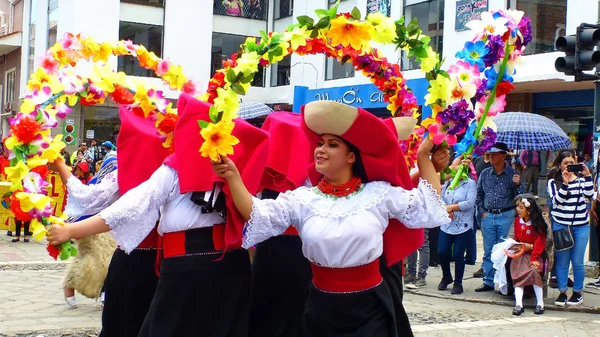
[212,156,241,181]
[562,169,577,184]
[531,260,541,270]
[432,146,450,173]
[418,138,435,158]
[581,163,591,177]
[48,157,66,173]
[46,224,72,246]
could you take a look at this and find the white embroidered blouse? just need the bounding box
[64,170,120,219]
[243,179,450,268]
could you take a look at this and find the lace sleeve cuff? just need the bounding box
[242,196,293,249]
[65,172,120,218]
[396,179,451,229]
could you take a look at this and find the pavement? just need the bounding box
[0,229,599,336]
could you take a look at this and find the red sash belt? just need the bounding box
[137,226,160,249]
[283,227,299,236]
[311,258,382,293]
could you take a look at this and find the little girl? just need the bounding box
[510,194,547,315]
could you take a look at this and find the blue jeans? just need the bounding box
[407,229,429,279]
[481,211,514,287]
[553,222,590,292]
[438,229,472,285]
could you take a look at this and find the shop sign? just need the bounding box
[86,130,95,139]
[366,0,391,17]
[63,120,76,145]
[313,86,386,108]
[455,0,488,32]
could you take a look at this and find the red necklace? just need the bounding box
[317,176,363,197]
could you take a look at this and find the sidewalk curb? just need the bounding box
[406,289,600,314]
[0,261,67,271]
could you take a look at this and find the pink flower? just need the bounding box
[182,79,200,96]
[40,54,60,75]
[56,103,72,119]
[23,172,49,195]
[59,73,85,95]
[156,60,170,76]
[448,60,482,88]
[32,85,53,105]
[475,94,507,119]
[61,33,79,49]
[428,123,458,146]
[124,40,138,54]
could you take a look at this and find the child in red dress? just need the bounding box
[510,195,547,315]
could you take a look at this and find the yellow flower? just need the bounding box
[4,135,21,150]
[5,161,29,191]
[367,12,396,44]
[419,47,439,73]
[89,64,125,93]
[92,42,113,63]
[27,68,63,94]
[20,98,37,114]
[15,192,52,212]
[328,17,374,50]
[448,77,477,104]
[133,82,155,117]
[40,135,66,162]
[284,26,309,50]
[199,120,240,162]
[163,64,187,90]
[26,155,48,169]
[30,219,47,241]
[234,52,261,77]
[213,87,240,121]
[425,76,451,106]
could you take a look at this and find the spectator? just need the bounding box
[509,195,547,316]
[520,150,541,196]
[61,147,71,167]
[11,220,31,243]
[438,156,477,295]
[75,162,93,185]
[583,152,594,171]
[588,147,600,290]
[405,230,430,289]
[101,141,116,161]
[548,150,593,306]
[475,142,525,292]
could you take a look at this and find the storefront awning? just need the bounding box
[0,31,21,55]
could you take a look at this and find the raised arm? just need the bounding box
[416,138,443,194]
[213,156,253,221]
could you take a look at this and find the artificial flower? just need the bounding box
[428,123,458,146]
[456,41,489,72]
[182,79,201,97]
[475,94,507,119]
[111,84,135,104]
[448,78,477,105]
[213,87,240,121]
[162,64,187,89]
[5,161,29,191]
[156,59,171,76]
[419,46,439,73]
[425,76,451,106]
[328,17,374,50]
[26,156,49,170]
[367,12,396,44]
[40,135,66,162]
[46,243,60,260]
[448,60,482,88]
[516,16,532,50]
[10,115,42,144]
[15,192,53,212]
[137,45,160,70]
[156,112,179,135]
[474,127,497,155]
[40,54,60,75]
[27,68,63,94]
[92,42,113,63]
[234,52,262,77]
[465,11,509,37]
[284,26,309,50]
[4,135,21,150]
[10,192,32,221]
[496,81,516,97]
[199,119,240,162]
[484,67,513,90]
[483,34,506,68]
[23,171,49,195]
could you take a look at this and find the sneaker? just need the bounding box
[451,283,464,295]
[438,277,453,291]
[473,268,484,278]
[6,230,12,236]
[567,292,583,306]
[414,278,427,288]
[554,292,567,307]
[585,278,600,290]
[512,305,524,316]
[534,305,544,315]
[405,281,417,290]
[404,274,416,284]
[65,296,77,309]
[549,276,558,289]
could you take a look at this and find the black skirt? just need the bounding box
[303,281,397,337]
[250,235,312,337]
[138,249,251,337]
[99,248,159,337]
[379,259,414,337]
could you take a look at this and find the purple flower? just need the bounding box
[474,128,497,155]
[437,99,475,135]
[475,79,488,101]
[483,35,505,68]
[355,54,381,73]
[516,17,533,50]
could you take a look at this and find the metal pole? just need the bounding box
[591,73,600,263]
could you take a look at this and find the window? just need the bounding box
[118,22,163,77]
[47,0,59,48]
[211,32,265,87]
[511,0,566,55]
[402,0,444,71]
[213,0,268,21]
[325,58,355,80]
[274,0,293,19]
[4,68,16,104]
[271,55,291,86]
[27,0,37,81]
[120,0,164,7]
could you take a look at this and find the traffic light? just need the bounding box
[555,23,600,81]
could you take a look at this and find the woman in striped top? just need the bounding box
[547,150,593,307]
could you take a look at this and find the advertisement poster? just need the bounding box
[63,120,76,145]
[455,0,489,32]
[214,0,267,20]
[366,0,391,17]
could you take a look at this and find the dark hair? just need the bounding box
[340,138,369,183]
[549,149,576,190]
[514,194,547,236]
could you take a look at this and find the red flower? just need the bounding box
[10,191,32,222]
[337,12,353,19]
[496,81,516,97]
[157,114,179,135]
[11,116,42,144]
[111,85,135,104]
[47,244,60,260]
[31,165,49,180]
[131,107,146,118]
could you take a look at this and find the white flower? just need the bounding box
[466,12,508,36]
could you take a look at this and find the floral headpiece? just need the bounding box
[521,198,531,208]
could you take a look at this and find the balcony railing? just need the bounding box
[121,0,164,7]
[213,0,267,21]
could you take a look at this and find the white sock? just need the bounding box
[514,286,524,307]
[533,285,544,307]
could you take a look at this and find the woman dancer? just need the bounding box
[213,101,450,336]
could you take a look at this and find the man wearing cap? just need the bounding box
[475,142,526,292]
[101,141,116,161]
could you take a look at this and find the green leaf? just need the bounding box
[234,71,244,83]
[420,35,431,46]
[198,120,210,129]
[351,7,361,21]
[231,83,246,95]
[226,69,236,83]
[297,15,314,27]
[315,16,330,29]
[396,17,405,25]
[315,9,329,18]
[259,30,269,41]
[438,70,450,79]
[407,18,420,36]
[27,144,38,154]
[243,73,255,83]
[209,106,219,123]
[414,46,429,59]
[310,28,319,38]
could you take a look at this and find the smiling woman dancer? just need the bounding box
[213,101,451,337]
